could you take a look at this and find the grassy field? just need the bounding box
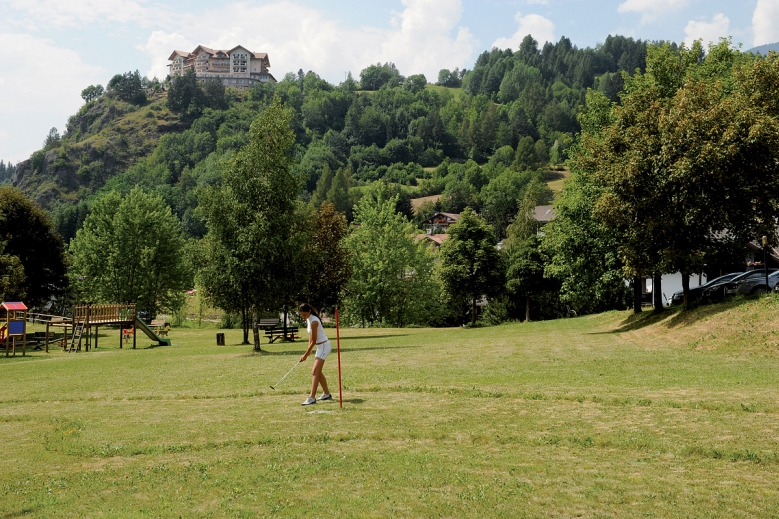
[2,296,779,517]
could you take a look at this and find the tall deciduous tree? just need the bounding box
[80,84,104,103]
[344,185,439,327]
[300,203,352,311]
[69,187,189,318]
[438,207,505,325]
[0,186,68,307]
[197,98,302,347]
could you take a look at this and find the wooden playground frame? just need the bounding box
[30,304,140,352]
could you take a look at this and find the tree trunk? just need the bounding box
[653,273,664,312]
[525,295,530,322]
[252,308,261,352]
[471,297,477,326]
[682,273,691,311]
[241,307,250,344]
[633,276,643,314]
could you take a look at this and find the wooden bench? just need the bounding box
[264,326,300,343]
[258,318,280,330]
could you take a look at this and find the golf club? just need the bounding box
[270,360,301,390]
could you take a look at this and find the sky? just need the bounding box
[1,0,778,164]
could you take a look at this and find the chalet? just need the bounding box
[533,205,556,235]
[415,233,449,251]
[420,212,460,234]
[168,45,277,90]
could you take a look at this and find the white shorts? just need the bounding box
[315,340,332,360]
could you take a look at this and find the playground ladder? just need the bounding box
[68,320,85,352]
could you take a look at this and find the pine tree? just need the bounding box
[310,164,333,208]
[327,167,351,218]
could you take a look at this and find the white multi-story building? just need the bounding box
[168,45,277,90]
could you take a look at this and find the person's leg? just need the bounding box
[309,358,327,398]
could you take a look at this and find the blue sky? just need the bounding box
[1,0,777,163]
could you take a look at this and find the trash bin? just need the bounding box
[216,333,225,346]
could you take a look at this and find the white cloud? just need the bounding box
[5,0,165,28]
[618,0,691,24]
[0,33,105,162]
[491,11,555,50]
[139,0,475,84]
[753,0,779,47]
[684,13,730,48]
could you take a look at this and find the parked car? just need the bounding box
[670,272,741,306]
[725,270,779,296]
[700,269,777,303]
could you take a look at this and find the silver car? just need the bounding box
[725,270,779,296]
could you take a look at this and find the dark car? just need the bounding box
[670,272,741,306]
[701,269,778,303]
[727,269,779,296]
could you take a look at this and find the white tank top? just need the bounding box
[307,315,328,343]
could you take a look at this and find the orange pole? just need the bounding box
[336,307,343,408]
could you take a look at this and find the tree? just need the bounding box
[438,207,505,325]
[541,169,629,316]
[81,84,104,103]
[344,185,439,327]
[167,69,204,115]
[405,74,427,93]
[310,163,334,208]
[301,203,352,310]
[572,41,779,312]
[43,128,60,150]
[69,187,189,318]
[503,190,547,321]
[107,70,146,105]
[0,187,68,307]
[201,79,227,110]
[359,62,402,90]
[327,166,352,218]
[197,99,301,347]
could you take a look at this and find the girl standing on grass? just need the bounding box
[298,303,332,406]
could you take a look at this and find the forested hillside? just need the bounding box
[12,34,652,242]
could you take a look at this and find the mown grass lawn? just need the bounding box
[2,296,779,518]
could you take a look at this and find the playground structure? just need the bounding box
[27,304,171,353]
[2,302,28,357]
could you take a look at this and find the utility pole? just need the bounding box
[763,236,769,293]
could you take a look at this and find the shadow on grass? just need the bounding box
[593,297,759,334]
[3,508,39,518]
[342,398,364,404]
[336,334,411,341]
[250,344,421,356]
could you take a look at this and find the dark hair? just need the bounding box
[298,303,318,317]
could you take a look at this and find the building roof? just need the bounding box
[168,50,192,60]
[420,212,460,225]
[533,205,556,223]
[2,302,27,311]
[168,46,271,64]
[415,234,449,246]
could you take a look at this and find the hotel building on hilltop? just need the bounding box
[168,45,277,90]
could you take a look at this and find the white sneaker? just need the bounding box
[301,397,316,406]
[317,393,333,401]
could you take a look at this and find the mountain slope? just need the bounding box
[12,92,186,208]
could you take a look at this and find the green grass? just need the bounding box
[426,84,463,100]
[3,297,779,517]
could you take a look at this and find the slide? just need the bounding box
[134,318,172,346]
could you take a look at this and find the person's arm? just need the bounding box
[300,320,317,362]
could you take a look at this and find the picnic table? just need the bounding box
[264,326,300,343]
